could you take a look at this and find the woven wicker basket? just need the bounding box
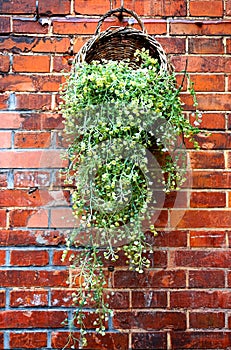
[74,7,170,72]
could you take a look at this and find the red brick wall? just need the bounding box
[0,0,230,348]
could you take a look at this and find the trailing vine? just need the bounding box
[59,49,202,347]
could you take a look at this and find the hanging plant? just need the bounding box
[58,8,203,348]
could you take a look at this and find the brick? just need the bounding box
[190,230,226,247]
[9,209,48,228]
[50,208,78,228]
[171,290,231,309]
[0,310,67,328]
[174,210,231,228]
[0,112,22,129]
[10,332,47,349]
[171,332,231,349]
[0,173,7,187]
[174,250,231,267]
[52,331,129,350]
[191,113,225,130]
[189,74,224,92]
[14,132,51,148]
[0,74,63,93]
[0,94,8,109]
[13,55,50,72]
[39,0,70,15]
[20,113,63,130]
[227,0,231,15]
[190,191,226,207]
[227,39,231,53]
[0,0,36,14]
[150,230,188,247]
[227,152,231,167]
[0,36,70,54]
[172,56,231,73]
[13,19,48,34]
[0,131,11,148]
[0,230,65,246]
[190,311,224,329]
[10,289,48,307]
[190,132,231,149]
[132,291,167,308]
[0,150,65,168]
[0,189,67,208]
[0,55,10,72]
[189,270,225,288]
[53,55,73,73]
[0,292,5,308]
[0,270,68,287]
[14,171,50,188]
[192,171,231,189]
[189,151,225,169]
[132,332,167,349]
[10,250,49,266]
[156,37,186,54]
[189,38,224,54]
[0,210,6,228]
[114,311,186,330]
[183,92,231,111]
[0,16,10,33]
[189,0,223,16]
[170,20,231,35]
[15,93,52,110]
[75,0,186,16]
[114,270,186,288]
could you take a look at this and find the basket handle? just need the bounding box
[95,7,146,35]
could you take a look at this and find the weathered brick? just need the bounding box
[0,0,36,14]
[190,132,231,149]
[0,270,68,287]
[15,93,52,110]
[0,94,8,109]
[0,150,65,168]
[10,250,49,266]
[114,270,186,288]
[0,55,10,72]
[190,113,226,130]
[0,230,65,246]
[9,209,48,228]
[13,55,50,73]
[189,74,225,92]
[0,310,67,328]
[0,112,22,129]
[190,230,226,247]
[171,290,231,308]
[174,250,231,267]
[0,173,7,188]
[13,19,49,34]
[189,0,223,16]
[132,291,167,308]
[192,171,231,189]
[170,20,231,35]
[171,332,231,349]
[189,38,224,54]
[114,311,186,330]
[14,171,50,188]
[38,0,70,15]
[189,151,225,169]
[190,191,226,207]
[0,131,11,148]
[0,36,70,54]
[10,332,47,349]
[132,332,167,350]
[0,16,10,33]
[0,210,6,228]
[189,270,225,288]
[14,132,51,148]
[10,289,48,307]
[190,312,225,329]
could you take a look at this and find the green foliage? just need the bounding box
[60,49,202,347]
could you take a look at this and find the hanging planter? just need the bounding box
[59,7,202,348]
